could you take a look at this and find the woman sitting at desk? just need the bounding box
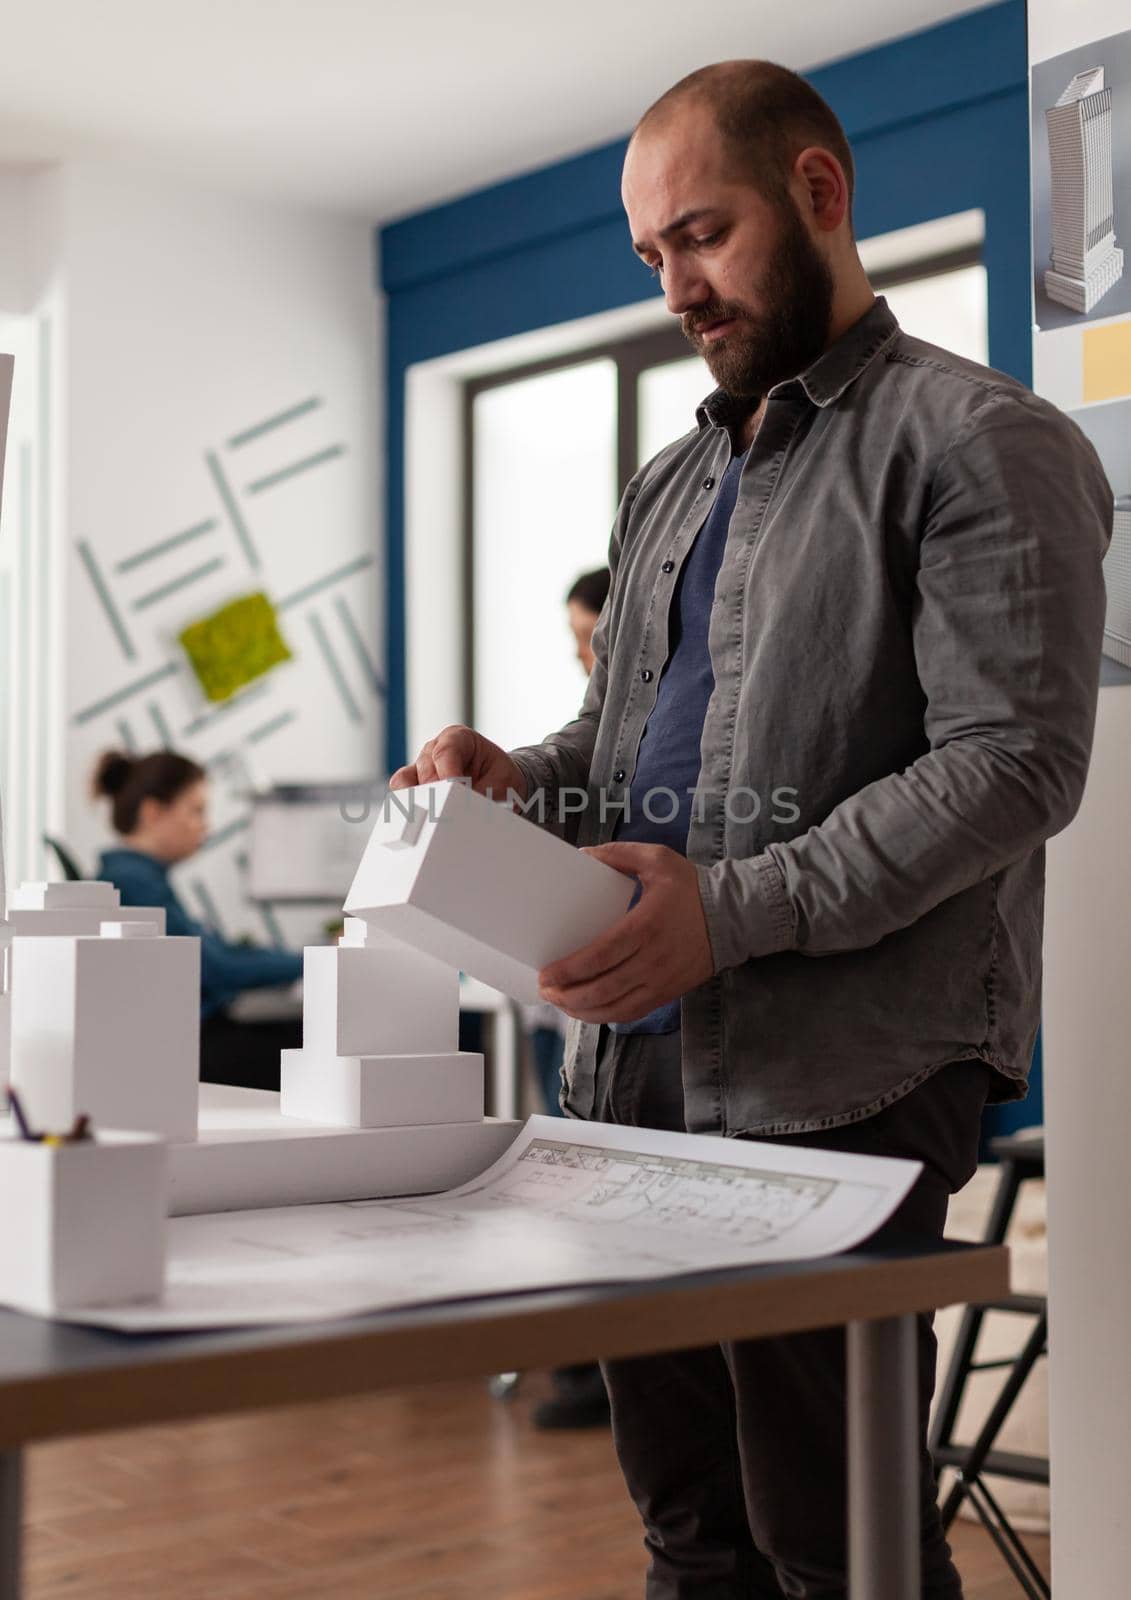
[93,748,303,1092]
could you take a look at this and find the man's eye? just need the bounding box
[695,231,723,247]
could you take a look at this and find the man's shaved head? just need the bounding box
[633,60,855,225]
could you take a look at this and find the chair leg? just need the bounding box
[966,1477,1050,1600]
[931,1160,1024,1457]
[939,1309,1047,1530]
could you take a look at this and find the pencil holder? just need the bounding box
[0,1130,167,1315]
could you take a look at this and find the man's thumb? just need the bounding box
[583,841,656,877]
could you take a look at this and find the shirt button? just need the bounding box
[613,769,626,783]
[702,476,715,490]
[641,669,654,683]
[661,560,674,573]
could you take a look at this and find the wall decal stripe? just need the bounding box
[116,518,218,574]
[190,878,226,936]
[334,594,386,696]
[276,554,373,612]
[72,662,181,726]
[245,444,345,495]
[205,450,260,570]
[257,900,288,949]
[132,557,226,612]
[77,540,136,661]
[246,709,297,746]
[115,717,137,754]
[181,679,271,738]
[309,611,362,725]
[149,702,174,747]
[227,397,322,449]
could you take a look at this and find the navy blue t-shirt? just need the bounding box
[611,447,748,1034]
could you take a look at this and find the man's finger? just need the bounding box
[430,726,474,780]
[415,741,438,784]
[539,911,647,990]
[554,982,656,1025]
[583,841,667,878]
[388,766,418,791]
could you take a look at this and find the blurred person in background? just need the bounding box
[93,749,303,1091]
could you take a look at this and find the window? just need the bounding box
[464,326,700,753]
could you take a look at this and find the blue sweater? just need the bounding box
[611,446,748,1035]
[97,847,303,1019]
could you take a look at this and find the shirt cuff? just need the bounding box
[696,852,796,971]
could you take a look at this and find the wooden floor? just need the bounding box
[24,1373,1049,1598]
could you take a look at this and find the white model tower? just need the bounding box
[0,880,166,1090]
[8,913,201,1141]
[280,918,485,1127]
[1045,66,1124,314]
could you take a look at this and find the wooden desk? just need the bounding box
[0,1233,1006,1600]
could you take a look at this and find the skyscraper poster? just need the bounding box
[1031,3,1131,672]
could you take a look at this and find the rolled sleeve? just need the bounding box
[696,853,795,969]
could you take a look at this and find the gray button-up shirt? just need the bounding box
[510,297,1112,1136]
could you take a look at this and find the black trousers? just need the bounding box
[592,1030,991,1600]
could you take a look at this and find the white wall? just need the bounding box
[51,164,383,941]
[1043,686,1131,1594]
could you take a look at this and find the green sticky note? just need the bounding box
[179,591,292,703]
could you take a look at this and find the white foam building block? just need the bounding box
[282,936,481,1129]
[280,1049,484,1128]
[167,1084,521,1215]
[303,943,459,1058]
[8,881,121,912]
[0,891,166,1091]
[9,929,201,1141]
[343,780,635,1002]
[0,1130,166,1314]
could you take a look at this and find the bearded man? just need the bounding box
[392,60,1111,1598]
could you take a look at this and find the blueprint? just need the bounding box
[66,1116,921,1331]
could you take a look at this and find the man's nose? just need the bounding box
[664,258,710,317]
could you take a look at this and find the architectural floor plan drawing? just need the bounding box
[66,1116,921,1332]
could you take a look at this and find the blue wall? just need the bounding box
[379,0,1040,1130]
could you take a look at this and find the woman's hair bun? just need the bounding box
[91,750,135,799]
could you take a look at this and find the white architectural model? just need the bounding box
[1104,496,1131,668]
[1045,66,1124,314]
[0,1129,166,1315]
[9,919,200,1141]
[280,919,484,1127]
[345,780,635,1001]
[0,880,165,1089]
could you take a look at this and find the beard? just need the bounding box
[682,202,835,399]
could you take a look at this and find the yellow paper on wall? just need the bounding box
[1083,321,1131,404]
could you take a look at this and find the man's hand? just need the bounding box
[389,725,527,801]
[538,842,715,1023]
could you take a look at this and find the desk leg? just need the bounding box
[0,1450,22,1600]
[491,1004,520,1123]
[847,1314,919,1600]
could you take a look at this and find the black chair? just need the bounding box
[42,834,85,881]
[931,1131,1049,1598]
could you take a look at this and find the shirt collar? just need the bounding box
[695,296,900,430]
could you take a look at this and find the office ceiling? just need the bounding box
[0,0,999,221]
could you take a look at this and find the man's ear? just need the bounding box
[794,147,849,234]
